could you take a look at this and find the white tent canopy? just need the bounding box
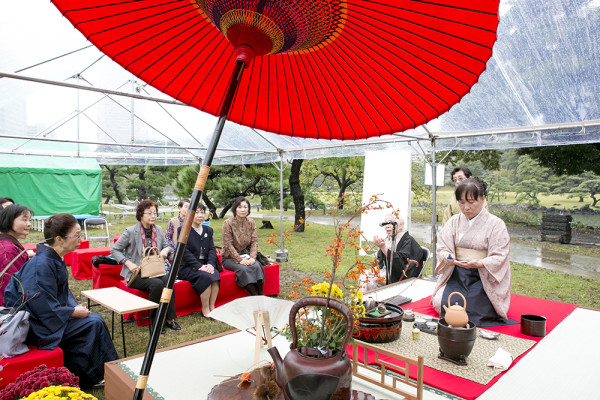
[1,0,599,165]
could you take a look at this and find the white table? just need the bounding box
[81,287,158,358]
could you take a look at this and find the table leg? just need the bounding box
[121,315,127,358]
[111,311,115,339]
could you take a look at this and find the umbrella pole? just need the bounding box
[133,48,252,400]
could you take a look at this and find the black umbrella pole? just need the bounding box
[133,58,248,400]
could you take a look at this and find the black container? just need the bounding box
[521,314,546,337]
[353,304,404,343]
[437,319,476,365]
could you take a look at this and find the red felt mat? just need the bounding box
[348,294,577,399]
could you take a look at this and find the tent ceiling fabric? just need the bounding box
[0,0,599,165]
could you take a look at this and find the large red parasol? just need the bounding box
[49,1,500,398]
[51,0,499,140]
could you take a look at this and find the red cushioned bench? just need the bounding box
[0,346,64,389]
[93,262,280,325]
[24,240,89,266]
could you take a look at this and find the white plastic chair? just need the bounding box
[84,217,110,246]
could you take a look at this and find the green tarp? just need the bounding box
[0,155,101,216]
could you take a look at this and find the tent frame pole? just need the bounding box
[132,56,248,400]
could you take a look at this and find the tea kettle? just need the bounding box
[442,292,469,327]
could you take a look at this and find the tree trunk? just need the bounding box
[138,169,147,200]
[579,196,584,202]
[591,194,599,207]
[289,159,305,232]
[219,202,233,219]
[103,165,124,204]
[202,193,218,219]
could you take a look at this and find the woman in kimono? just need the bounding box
[431,177,514,327]
[178,204,220,319]
[5,213,118,388]
[373,213,424,283]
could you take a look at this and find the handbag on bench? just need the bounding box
[139,247,166,279]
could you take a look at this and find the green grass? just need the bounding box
[21,211,600,399]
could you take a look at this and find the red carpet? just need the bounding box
[348,294,577,399]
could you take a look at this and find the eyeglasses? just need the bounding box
[452,177,466,183]
[143,212,158,216]
[63,233,82,239]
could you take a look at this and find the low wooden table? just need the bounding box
[81,287,158,358]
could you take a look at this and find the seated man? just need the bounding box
[373,213,424,284]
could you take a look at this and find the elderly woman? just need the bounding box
[165,198,190,250]
[5,213,118,388]
[373,213,424,284]
[222,196,264,296]
[0,204,34,306]
[111,199,181,332]
[178,204,220,318]
[432,177,514,327]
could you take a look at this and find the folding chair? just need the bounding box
[417,246,431,278]
[84,217,110,246]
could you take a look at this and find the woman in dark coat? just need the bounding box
[178,204,220,318]
[374,213,424,284]
[5,213,118,389]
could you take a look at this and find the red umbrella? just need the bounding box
[52,0,499,140]
[49,1,499,398]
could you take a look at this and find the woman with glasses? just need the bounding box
[0,203,34,306]
[178,204,220,319]
[111,199,181,332]
[5,213,118,388]
[222,196,264,296]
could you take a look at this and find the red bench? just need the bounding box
[93,262,280,325]
[0,347,64,389]
[24,240,89,266]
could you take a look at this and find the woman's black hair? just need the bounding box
[178,198,190,208]
[450,166,473,180]
[455,177,488,201]
[231,196,251,217]
[0,204,33,233]
[196,203,206,212]
[44,213,78,245]
[0,197,15,209]
[136,199,158,221]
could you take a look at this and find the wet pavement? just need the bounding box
[255,212,600,281]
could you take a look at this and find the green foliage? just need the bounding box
[484,169,515,203]
[301,157,364,209]
[101,165,182,204]
[518,144,600,176]
[513,155,555,206]
[411,162,430,204]
[444,150,502,172]
[552,172,600,207]
[173,164,284,216]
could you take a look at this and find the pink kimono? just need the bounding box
[431,208,511,320]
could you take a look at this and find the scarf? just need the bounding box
[140,223,157,248]
[0,233,24,251]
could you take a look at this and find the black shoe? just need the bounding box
[165,320,181,330]
[201,313,215,321]
[161,326,166,334]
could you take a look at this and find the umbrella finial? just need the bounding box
[235,45,255,68]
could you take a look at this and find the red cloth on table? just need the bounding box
[69,246,111,280]
[63,240,89,265]
[0,346,64,389]
[348,294,578,399]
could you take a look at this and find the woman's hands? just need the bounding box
[454,259,484,269]
[71,303,90,318]
[125,260,139,272]
[160,248,171,259]
[373,235,386,252]
[199,264,214,274]
[239,258,255,266]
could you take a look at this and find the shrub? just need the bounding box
[0,365,78,400]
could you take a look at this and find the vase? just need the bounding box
[268,296,354,400]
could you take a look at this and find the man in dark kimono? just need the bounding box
[374,213,425,284]
[5,243,118,388]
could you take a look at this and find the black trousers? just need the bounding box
[128,274,177,321]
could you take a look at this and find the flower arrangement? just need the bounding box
[18,386,97,400]
[0,365,78,400]
[275,194,398,355]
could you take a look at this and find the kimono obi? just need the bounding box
[455,247,487,260]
